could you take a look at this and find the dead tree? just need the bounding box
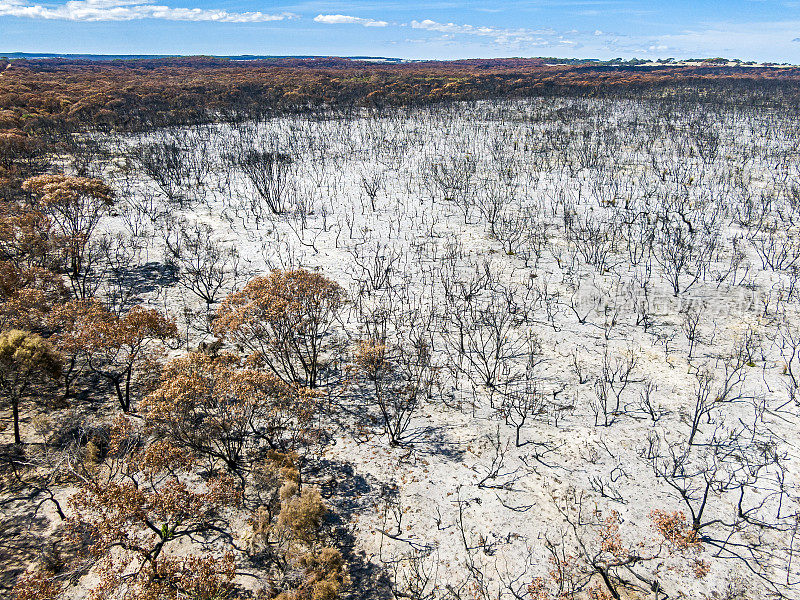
[131,140,191,205]
[162,218,241,309]
[236,148,293,216]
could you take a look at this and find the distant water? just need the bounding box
[0,52,407,63]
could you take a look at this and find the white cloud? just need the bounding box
[409,18,559,48]
[314,14,388,27]
[0,0,295,22]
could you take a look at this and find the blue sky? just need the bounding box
[1,0,800,62]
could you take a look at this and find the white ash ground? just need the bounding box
[86,98,800,599]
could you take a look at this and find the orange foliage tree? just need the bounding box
[66,418,241,600]
[0,329,61,444]
[245,453,349,600]
[22,174,113,298]
[0,130,45,194]
[0,199,66,330]
[141,352,319,476]
[54,301,177,411]
[214,270,345,389]
[0,262,67,332]
[0,200,56,270]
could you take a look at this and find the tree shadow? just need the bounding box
[310,457,393,600]
[0,449,56,593]
[400,423,467,462]
[104,261,178,310]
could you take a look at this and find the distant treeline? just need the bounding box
[2,56,800,133]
